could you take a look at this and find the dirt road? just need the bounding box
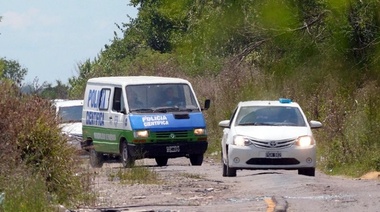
[77,156,380,212]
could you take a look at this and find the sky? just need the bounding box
[0,1,138,85]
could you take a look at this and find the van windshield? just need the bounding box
[126,84,200,112]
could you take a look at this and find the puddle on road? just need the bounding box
[285,194,356,202]
[227,196,269,203]
[226,194,357,204]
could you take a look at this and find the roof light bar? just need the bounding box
[279,98,292,103]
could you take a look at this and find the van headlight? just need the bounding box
[233,135,251,146]
[194,128,206,135]
[295,135,314,147]
[134,130,149,138]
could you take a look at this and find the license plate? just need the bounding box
[166,146,180,153]
[266,152,282,158]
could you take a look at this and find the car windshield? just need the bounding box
[235,106,306,127]
[126,83,200,113]
[58,105,83,123]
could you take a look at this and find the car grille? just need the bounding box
[246,158,300,165]
[249,138,295,149]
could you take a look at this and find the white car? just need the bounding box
[54,99,84,150]
[219,98,322,177]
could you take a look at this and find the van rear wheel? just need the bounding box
[121,142,135,168]
[189,154,203,166]
[89,148,104,168]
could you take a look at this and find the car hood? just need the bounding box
[59,122,82,136]
[233,126,311,140]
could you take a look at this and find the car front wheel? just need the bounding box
[222,150,236,177]
[298,168,315,177]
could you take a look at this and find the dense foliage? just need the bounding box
[0,57,27,85]
[0,81,90,210]
[68,0,380,176]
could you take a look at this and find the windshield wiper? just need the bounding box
[273,122,298,126]
[239,122,275,126]
[151,107,173,113]
[178,108,197,112]
[154,106,196,113]
[130,108,154,113]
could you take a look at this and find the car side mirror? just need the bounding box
[218,120,230,128]
[309,120,322,129]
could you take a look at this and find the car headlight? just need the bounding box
[194,128,206,136]
[233,135,251,146]
[295,135,315,147]
[134,130,149,138]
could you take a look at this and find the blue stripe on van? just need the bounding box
[129,112,206,131]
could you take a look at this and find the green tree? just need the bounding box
[0,57,28,85]
[40,80,69,99]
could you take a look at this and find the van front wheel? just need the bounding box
[155,157,168,166]
[89,148,104,168]
[189,154,203,166]
[121,142,135,168]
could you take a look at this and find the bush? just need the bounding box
[1,172,51,212]
[0,81,90,209]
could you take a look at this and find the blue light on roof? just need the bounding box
[279,98,292,103]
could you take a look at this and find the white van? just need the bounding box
[82,76,210,168]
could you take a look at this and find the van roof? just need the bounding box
[87,76,190,86]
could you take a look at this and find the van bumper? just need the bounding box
[127,141,208,159]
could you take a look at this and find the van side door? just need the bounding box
[107,87,127,152]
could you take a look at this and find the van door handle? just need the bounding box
[109,117,113,119]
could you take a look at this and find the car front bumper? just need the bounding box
[227,144,316,169]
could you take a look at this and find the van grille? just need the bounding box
[154,131,190,142]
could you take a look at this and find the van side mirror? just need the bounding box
[203,99,211,110]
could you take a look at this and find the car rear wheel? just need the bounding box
[89,148,104,168]
[155,157,168,166]
[121,141,135,168]
[189,154,203,166]
[298,168,315,177]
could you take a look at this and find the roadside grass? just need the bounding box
[107,162,160,185]
[1,174,51,212]
[179,172,203,179]
[76,160,98,207]
[318,148,380,178]
[0,156,98,212]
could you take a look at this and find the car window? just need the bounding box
[58,105,83,123]
[236,106,306,126]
